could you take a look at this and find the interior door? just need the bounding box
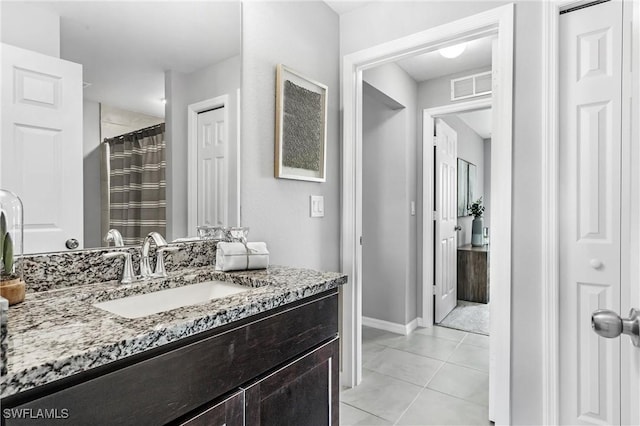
[558,2,634,424]
[434,118,458,323]
[197,107,227,227]
[0,43,83,253]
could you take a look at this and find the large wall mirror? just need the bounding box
[0,1,242,254]
[457,158,477,217]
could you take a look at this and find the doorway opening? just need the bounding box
[428,104,493,337]
[340,4,514,424]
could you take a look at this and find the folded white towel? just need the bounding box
[215,242,269,272]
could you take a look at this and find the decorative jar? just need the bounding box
[0,189,25,305]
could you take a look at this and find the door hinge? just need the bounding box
[433,136,438,146]
[432,211,438,220]
[360,236,363,246]
[433,285,437,295]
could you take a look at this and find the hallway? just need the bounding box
[340,326,490,425]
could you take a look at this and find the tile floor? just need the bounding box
[340,326,491,425]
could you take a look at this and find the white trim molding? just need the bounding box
[187,95,230,234]
[541,2,576,424]
[362,317,418,336]
[340,4,514,424]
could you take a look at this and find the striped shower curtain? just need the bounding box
[106,123,166,245]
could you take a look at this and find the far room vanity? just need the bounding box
[457,244,489,304]
[0,241,346,425]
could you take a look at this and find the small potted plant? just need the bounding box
[0,190,26,305]
[469,197,485,247]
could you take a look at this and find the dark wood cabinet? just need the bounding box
[175,390,244,426]
[244,339,339,426]
[457,244,489,303]
[2,290,339,426]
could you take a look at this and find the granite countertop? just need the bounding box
[0,265,347,399]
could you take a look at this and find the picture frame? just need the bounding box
[275,64,328,182]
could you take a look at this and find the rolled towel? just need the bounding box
[215,242,269,272]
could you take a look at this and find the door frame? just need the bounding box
[340,4,514,424]
[187,95,229,234]
[542,1,640,424]
[421,98,492,329]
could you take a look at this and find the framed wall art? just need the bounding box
[275,64,328,182]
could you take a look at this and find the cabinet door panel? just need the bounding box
[245,339,339,426]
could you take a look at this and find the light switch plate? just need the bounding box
[310,195,324,218]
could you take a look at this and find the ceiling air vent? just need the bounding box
[451,71,492,101]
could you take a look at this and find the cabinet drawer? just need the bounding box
[4,291,338,426]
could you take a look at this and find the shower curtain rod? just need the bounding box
[103,122,165,143]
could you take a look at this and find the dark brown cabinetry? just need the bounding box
[1,290,339,426]
[457,244,489,303]
[175,390,244,426]
[245,339,339,426]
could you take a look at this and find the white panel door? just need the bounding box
[559,2,626,424]
[0,43,83,253]
[197,107,227,227]
[435,118,458,323]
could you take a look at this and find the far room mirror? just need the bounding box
[457,158,477,217]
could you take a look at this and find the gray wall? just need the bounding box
[82,100,101,248]
[241,1,340,271]
[362,86,407,325]
[441,115,486,247]
[166,55,241,240]
[362,63,418,326]
[340,2,543,423]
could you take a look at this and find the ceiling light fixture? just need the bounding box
[439,42,467,59]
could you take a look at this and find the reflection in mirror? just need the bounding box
[0,1,241,253]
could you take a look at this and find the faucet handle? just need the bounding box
[153,246,179,278]
[103,252,135,284]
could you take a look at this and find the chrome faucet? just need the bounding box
[104,229,124,247]
[140,232,169,278]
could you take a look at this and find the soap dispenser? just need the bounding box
[0,189,25,305]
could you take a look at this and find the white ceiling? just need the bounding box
[456,108,492,139]
[396,35,493,82]
[324,1,372,15]
[30,1,241,117]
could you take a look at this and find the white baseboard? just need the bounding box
[362,316,418,336]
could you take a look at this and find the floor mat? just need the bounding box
[439,300,489,335]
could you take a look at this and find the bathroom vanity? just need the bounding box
[457,244,489,304]
[0,260,346,425]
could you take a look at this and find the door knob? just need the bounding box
[454,225,462,231]
[65,238,79,249]
[589,258,603,269]
[592,308,640,347]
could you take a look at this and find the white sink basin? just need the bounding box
[93,280,249,319]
